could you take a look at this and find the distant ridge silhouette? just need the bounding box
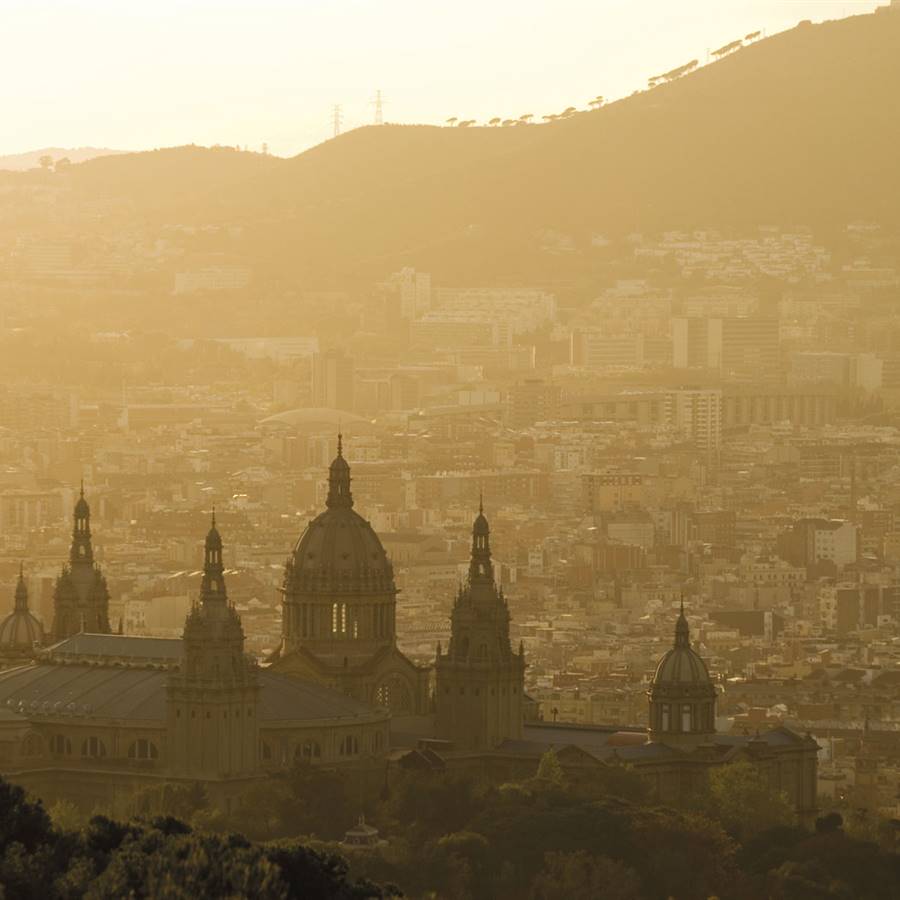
[5,11,900,279]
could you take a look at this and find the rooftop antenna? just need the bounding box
[371,89,386,125]
[332,104,343,138]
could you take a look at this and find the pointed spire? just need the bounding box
[211,505,216,528]
[71,483,93,564]
[326,432,353,509]
[14,564,28,612]
[469,500,493,581]
[675,594,690,649]
[479,488,484,515]
[201,515,226,604]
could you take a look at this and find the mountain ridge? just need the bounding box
[7,10,900,281]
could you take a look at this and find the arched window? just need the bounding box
[681,704,692,732]
[21,732,42,757]
[128,739,159,760]
[81,736,107,759]
[260,740,273,761]
[661,704,670,731]
[50,734,72,756]
[295,740,322,762]
[339,735,359,756]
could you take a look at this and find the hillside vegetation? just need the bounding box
[7,10,900,281]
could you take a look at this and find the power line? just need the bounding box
[370,89,386,125]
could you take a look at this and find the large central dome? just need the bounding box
[285,437,395,595]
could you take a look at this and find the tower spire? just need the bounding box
[14,564,28,612]
[675,595,690,649]
[326,432,353,509]
[201,514,226,604]
[71,484,93,565]
[469,502,492,581]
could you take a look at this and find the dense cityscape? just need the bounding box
[3,3,900,898]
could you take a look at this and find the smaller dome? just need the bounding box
[653,644,712,685]
[0,610,44,648]
[652,610,712,686]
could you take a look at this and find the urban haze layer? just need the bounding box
[1,6,900,899]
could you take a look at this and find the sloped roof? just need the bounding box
[0,663,383,725]
[43,633,184,662]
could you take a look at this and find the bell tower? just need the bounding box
[167,514,260,778]
[51,485,111,640]
[435,502,525,750]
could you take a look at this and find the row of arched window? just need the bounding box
[259,731,385,764]
[31,734,159,761]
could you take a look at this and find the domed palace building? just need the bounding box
[271,435,430,714]
[0,508,389,812]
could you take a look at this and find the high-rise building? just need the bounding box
[673,316,779,374]
[669,389,722,458]
[311,348,355,412]
[434,504,525,750]
[506,379,562,428]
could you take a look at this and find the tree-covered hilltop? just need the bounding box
[5,9,900,284]
[0,778,398,900]
[9,755,899,900]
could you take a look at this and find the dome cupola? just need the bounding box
[0,565,44,652]
[648,599,717,747]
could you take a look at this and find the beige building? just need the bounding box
[0,517,389,813]
[272,438,431,715]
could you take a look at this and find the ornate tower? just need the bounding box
[51,485,111,640]
[647,602,717,747]
[277,435,429,713]
[167,515,260,778]
[435,503,525,750]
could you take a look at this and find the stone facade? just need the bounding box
[435,505,525,750]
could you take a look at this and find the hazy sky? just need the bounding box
[3,0,882,158]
